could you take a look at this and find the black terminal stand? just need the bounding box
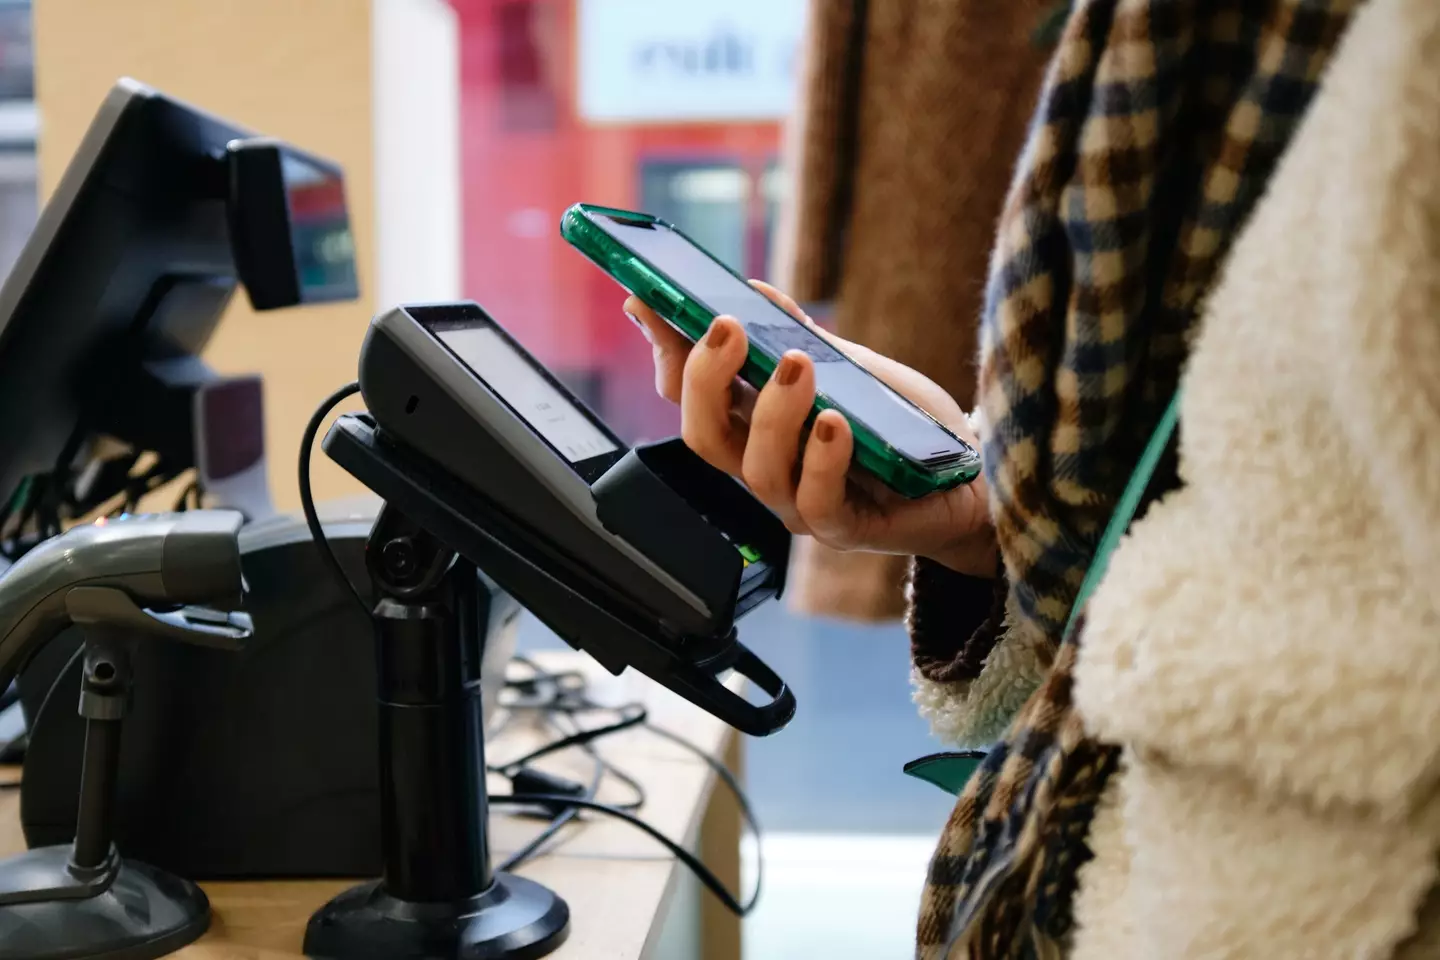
[0,588,252,960]
[303,506,569,960]
[307,411,796,960]
[307,294,801,955]
[322,418,795,738]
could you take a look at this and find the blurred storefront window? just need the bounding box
[640,163,749,273]
[451,0,802,442]
[0,0,35,287]
[0,1,31,101]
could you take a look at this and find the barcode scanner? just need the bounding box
[0,510,251,694]
[0,509,252,960]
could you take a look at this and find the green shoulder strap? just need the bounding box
[1064,389,1182,634]
[904,390,1182,796]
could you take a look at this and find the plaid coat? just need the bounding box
[907,0,1363,955]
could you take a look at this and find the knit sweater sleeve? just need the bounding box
[906,558,1053,748]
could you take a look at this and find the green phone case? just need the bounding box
[560,202,981,499]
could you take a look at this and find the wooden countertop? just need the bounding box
[0,654,742,959]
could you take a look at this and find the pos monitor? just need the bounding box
[0,77,358,531]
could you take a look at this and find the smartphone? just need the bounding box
[560,203,981,498]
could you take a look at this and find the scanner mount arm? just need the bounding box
[64,585,252,652]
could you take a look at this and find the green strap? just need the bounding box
[904,391,1182,798]
[1064,390,1182,634]
[903,751,988,795]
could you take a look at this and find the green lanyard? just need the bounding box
[1064,390,1182,634]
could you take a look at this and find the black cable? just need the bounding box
[0,481,22,543]
[3,476,42,558]
[496,697,646,813]
[499,658,587,707]
[36,423,87,539]
[492,665,637,872]
[644,721,760,842]
[645,720,763,913]
[298,382,369,619]
[492,661,760,916]
[495,803,580,874]
[494,710,605,874]
[584,750,646,813]
[173,477,203,512]
[493,699,645,802]
[490,795,758,916]
[495,703,647,773]
[538,705,645,813]
[107,458,174,517]
[496,665,648,810]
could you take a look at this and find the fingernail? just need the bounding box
[705,322,731,349]
[625,311,652,343]
[815,419,835,443]
[775,354,801,386]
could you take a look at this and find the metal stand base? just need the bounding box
[0,845,209,960]
[304,873,569,960]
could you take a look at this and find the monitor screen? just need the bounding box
[281,152,358,302]
[0,82,281,507]
[435,324,620,464]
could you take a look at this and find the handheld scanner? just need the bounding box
[0,510,251,692]
[354,302,789,643]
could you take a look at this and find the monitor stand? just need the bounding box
[303,503,569,960]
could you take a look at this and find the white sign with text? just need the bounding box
[576,0,807,124]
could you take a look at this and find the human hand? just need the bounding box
[623,281,996,577]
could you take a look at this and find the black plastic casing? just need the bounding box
[590,440,790,625]
[226,138,359,311]
[226,139,303,310]
[355,319,788,640]
[330,304,797,736]
[324,418,794,736]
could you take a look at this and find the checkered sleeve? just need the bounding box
[908,559,1004,683]
[905,408,1053,749]
[907,559,1054,748]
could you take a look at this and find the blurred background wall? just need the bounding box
[31,0,461,510]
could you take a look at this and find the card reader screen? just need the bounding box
[436,325,621,463]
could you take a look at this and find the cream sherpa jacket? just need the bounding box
[1066,0,1440,955]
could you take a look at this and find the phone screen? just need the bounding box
[592,213,970,465]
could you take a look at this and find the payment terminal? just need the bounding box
[323,301,795,736]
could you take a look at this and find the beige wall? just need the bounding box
[32,0,378,508]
